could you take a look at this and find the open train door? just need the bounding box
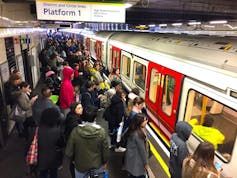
[157,67,183,133]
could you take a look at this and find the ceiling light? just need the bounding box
[172,23,182,26]
[148,24,156,27]
[159,24,167,27]
[209,20,227,24]
[125,3,133,8]
[204,25,215,28]
[188,21,201,25]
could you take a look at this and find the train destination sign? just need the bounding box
[36,0,126,23]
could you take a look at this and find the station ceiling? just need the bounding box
[2,0,237,25]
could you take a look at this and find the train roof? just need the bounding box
[98,31,237,92]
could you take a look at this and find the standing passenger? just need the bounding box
[59,67,74,116]
[169,121,193,178]
[65,106,109,178]
[37,108,64,178]
[182,142,221,178]
[64,102,83,178]
[124,113,151,178]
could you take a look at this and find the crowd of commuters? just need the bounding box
[4,31,223,178]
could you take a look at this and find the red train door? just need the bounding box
[145,61,183,133]
[111,46,121,69]
[157,67,183,132]
[145,62,163,116]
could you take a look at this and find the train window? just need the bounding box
[185,90,237,162]
[161,75,175,116]
[121,55,131,78]
[149,68,159,103]
[134,61,146,90]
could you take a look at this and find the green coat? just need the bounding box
[65,122,109,172]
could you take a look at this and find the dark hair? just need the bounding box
[131,87,140,96]
[40,108,60,127]
[85,81,95,89]
[19,81,29,89]
[116,88,125,98]
[41,86,52,98]
[70,102,81,114]
[73,63,79,68]
[82,105,98,122]
[185,142,217,177]
[133,96,145,106]
[127,113,146,140]
[111,80,121,88]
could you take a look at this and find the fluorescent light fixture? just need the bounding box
[188,21,201,25]
[159,24,167,27]
[172,23,182,26]
[209,20,227,24]
[204,25,215,28]
[125,3,133,8]
[149,24,156,27]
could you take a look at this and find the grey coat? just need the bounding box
[124,131,148,177]
[17,91,34,118]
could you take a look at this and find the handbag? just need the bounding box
[26,127,39,165]
[9,104,26,122]
[116,120,124,143]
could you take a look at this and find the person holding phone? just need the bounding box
[182,142,222,178]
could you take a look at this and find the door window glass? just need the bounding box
[185,90,237,162]
[121,55,130,77]
[161,75,175,116]
[149,68,160,103]
[134,61,146,90]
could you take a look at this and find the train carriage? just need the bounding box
[74,30,237,177]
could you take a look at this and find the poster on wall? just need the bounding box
[0,62,10,83]
[15,55,25,81]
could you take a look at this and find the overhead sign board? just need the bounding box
[36,0,126,23]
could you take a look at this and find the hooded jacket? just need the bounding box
[169,121,193,178]
[65,122,109,172]
[59,67,74,109]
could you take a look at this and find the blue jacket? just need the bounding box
[169,121,192,178]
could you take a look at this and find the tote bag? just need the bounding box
[9,104,26,122]
[26,127,39,165]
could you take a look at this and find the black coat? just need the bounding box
[37,126,64,170]
[109,94,125,130]
[64,112,82,142]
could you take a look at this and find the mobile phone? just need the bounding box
[215,162,222,171]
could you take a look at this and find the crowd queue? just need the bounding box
[5,32,222,178]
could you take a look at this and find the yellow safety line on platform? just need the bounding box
[149,122,170,147]
[149,141,171,178]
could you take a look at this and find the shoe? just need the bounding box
[114,146,126,152]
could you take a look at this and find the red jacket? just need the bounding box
[59,67,74,109]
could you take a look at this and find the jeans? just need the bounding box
[75,167,102,178]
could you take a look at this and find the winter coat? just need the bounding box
[64,112,82,142]
[169,121,193,178]
[124,131,148,177]
[109,94,125,130]
[65,122,109,172]
[17,91,34,118]
[59,67,74,109]
[81,90,94,108]
[32,98,63,126]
